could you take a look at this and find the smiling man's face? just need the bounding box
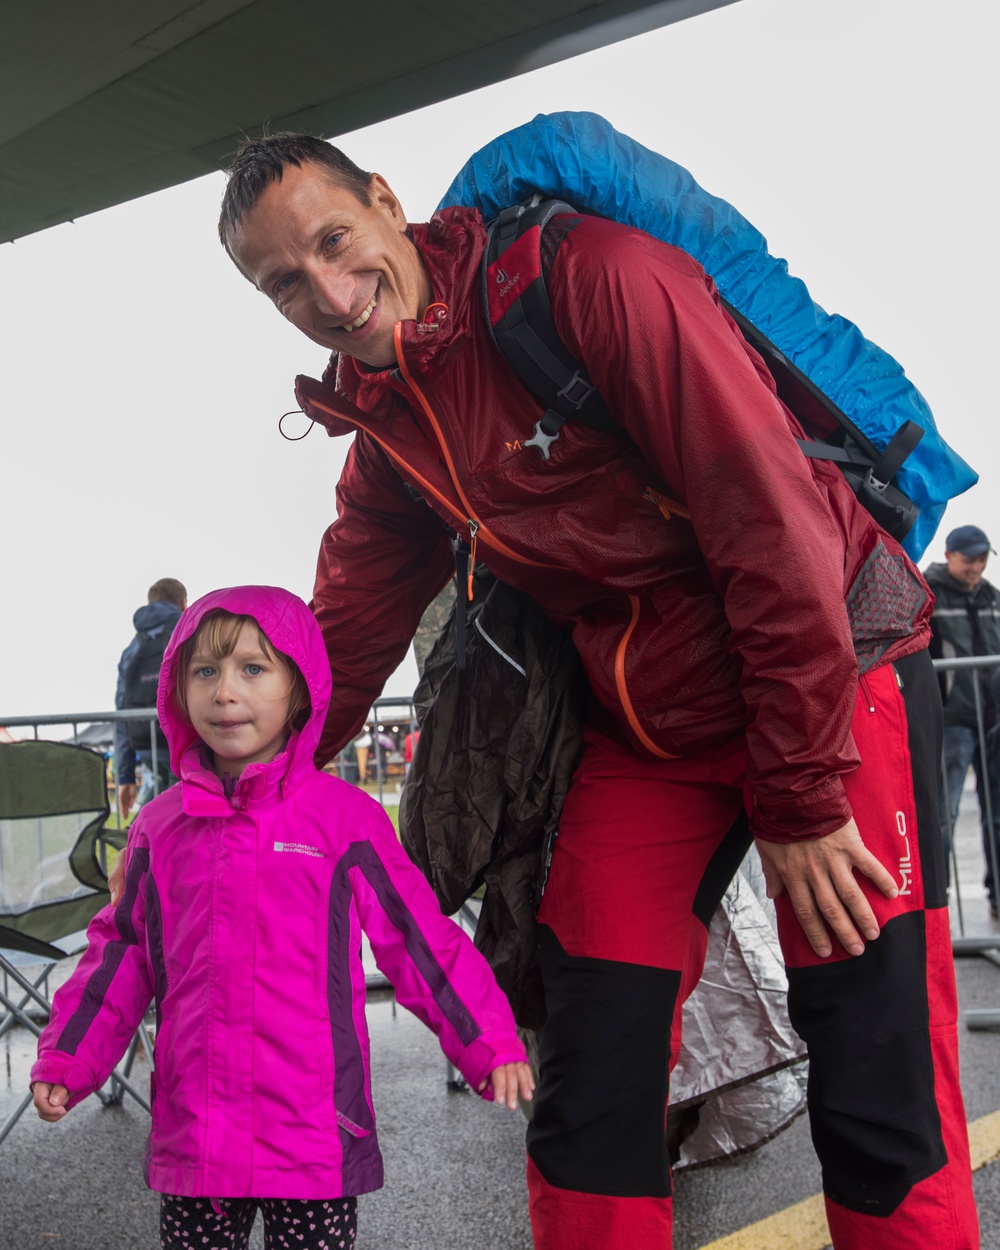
[946,549,989,591]
[230,162,432,368]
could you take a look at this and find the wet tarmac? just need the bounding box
[3,794,1000,1249]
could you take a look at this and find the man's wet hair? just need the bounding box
[218,132,373,254]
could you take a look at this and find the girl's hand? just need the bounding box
[33,1082,69,1122]
[108,855,126,906]
[480,1061,535,1111]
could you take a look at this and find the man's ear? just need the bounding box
[369,174,408,231]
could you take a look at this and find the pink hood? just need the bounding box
[157,585,332,784]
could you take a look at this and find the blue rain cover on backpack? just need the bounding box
[439,111,976,561]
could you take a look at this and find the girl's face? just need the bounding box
[184,620,295,777]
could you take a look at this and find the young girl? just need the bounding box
[32,585,532,1249]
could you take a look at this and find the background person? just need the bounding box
[115,577,186,816]
[36,585,531,1250]
[210,133,977,1249]
[925,525,1000,916]
[403,726,419,777]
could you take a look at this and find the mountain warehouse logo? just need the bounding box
[274,841,325,858]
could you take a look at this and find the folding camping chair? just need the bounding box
[0,739,152,1144]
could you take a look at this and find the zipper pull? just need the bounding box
[643,485,690,522]
[467,519,479,601]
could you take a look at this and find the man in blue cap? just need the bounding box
[925,525,1000,916]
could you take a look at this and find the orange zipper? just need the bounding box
[302,391,472,533]
[392,323,558,571]
[396,325,677,758]
[615,595,679,759]
[313,329,677,759]
[642,485,690,522]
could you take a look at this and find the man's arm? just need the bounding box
[551,217,859,841]
[550,219,897,955]
[312,433,454,765]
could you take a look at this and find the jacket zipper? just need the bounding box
[392,324,559,570]
[304,390,472,535]
[642,484,690,522]
[466,519,479,601]
[616,596,678,759]
[310,327,680,758]
[397,324,684,756]
[859,673,876,714]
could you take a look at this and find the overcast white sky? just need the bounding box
[1,0,996,722]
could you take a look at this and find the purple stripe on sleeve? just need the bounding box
[325,840,483,1175]
[327,850,380,1150]
[144,874,166,1028]
[351,842,480,1044]
[55,848,150,1055]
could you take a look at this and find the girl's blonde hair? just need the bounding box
[173,610,310,730]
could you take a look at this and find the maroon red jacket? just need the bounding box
[295,208,931,843]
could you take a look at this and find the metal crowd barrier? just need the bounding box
[932,654,1000,1029]
[362,696,419,807]
[0,697,419,820]
[0,708,162,838]
[6,670,997,1034]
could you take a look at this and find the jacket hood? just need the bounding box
[132,600,183,635]
[157,586,332,784]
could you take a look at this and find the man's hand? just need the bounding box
[108,856,126,907]
[33,1082,69,1122]
[756,818,899,959]
[117,784,137,820]
[479,1061,535,1110]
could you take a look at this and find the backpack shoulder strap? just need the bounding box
[481,197,920,542]
[481,198,624,459]
[722,300,922,539]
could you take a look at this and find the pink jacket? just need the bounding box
[32,586,527,1199]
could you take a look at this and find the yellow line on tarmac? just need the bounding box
[694,1194,829,1250]
[969,1108,1000,1170]
[695,1109,1000,1250]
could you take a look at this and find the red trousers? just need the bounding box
[528,651,979,1248]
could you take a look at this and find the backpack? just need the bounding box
[483,195,923,546]
[443,111,978,561]
[122,625,175,752]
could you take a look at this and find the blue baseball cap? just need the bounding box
[945,525,995,557]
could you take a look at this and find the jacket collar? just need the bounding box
[177,732,312,817]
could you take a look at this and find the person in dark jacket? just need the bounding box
[114,577,186,816]
[925,525,1000,915]
[196,134,978,1249]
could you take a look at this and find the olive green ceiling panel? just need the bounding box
[0,0,739,243]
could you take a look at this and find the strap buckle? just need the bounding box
[557,370,598,410]
[525,419,561,461]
